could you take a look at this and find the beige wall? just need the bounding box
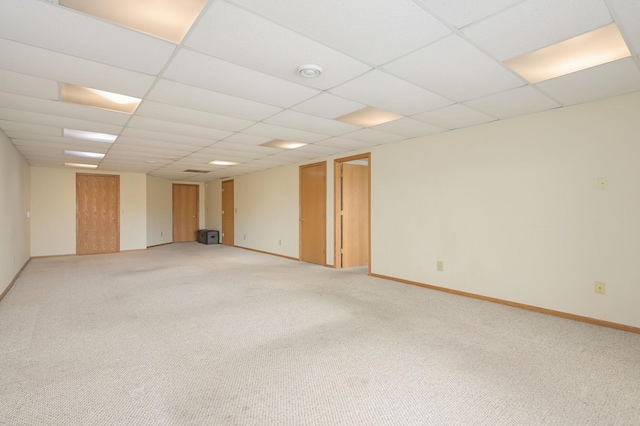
[146,175,172,247]
[0,131,30,295]
[371,91,640,328]
[30,168,147,256]
[204,180,222,233]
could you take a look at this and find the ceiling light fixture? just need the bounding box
[336,106,403,127]
[261,139,308,149]
[61,83,141,114]
[65,162,98,169]
[64,150,105,159]
[297,64,323,78]
[505,23,631,83]
[59,0,208,43]
[210,160,240,166]
[64,128,118,143]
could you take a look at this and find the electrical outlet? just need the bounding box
[160,231,163,237]
[437,261,444,272]
[595,281,606,295]
[279,239,282,246]
[243,235,246,240]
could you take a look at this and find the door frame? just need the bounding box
[333,153,371,271]
[221,179,234,246]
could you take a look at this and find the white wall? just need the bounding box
[30,168,147,256]
[372,92,640,328]
[204,180,222,233]
[234,166,300,257]
[146,175,172,246]
[0,131,30,295]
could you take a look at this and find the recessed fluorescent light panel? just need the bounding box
[65,162,98,169]
[260,140,308,149]
[336,107,403,127]
[59,0,208,43]
[64,128,118,143]
[64,150,105,159]
[61,83,141,114]
[505,23,631,83]
[210,160,240,166]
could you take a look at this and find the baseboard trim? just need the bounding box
[234,245,299,262]
[31,253,75,259]
[370,272,640,335]
[147,242,173,248]
[0,258,31,303]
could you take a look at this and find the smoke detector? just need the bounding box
[297,64,323,78]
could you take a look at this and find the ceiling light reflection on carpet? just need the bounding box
[61,83,141,114]
[505,23,631,83]
[210,160,239,166]
[65,162,98,169]
[337,107,403,127]
[64,128,118,143]
[59,0,208,43]
[261,139,308,149]
[64,150,105,159]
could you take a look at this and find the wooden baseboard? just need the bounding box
[147,242,173,248]
[0,258,31,303]
[369,272,640,335]
[31,253,75,259]
[234,245,300,262]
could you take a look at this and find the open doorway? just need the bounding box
[334,153,370,271]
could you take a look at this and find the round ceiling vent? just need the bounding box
[297,64,323,78]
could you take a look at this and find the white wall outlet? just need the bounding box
[160,231,163,237]
[437,261,444,272]
[597,177,608,190]
[595,281,606,295]
[279,239,282,246]
[243,235,246,240]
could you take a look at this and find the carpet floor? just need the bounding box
[1,243,639,425]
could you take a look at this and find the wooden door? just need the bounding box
[300,162,326,265]
[173,184,199,242]
[341,163,369,267]
[76,173,119,255]
[221,180,234,246]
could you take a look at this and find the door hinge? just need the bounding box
[340,248,344,254]
[340,210,343,216]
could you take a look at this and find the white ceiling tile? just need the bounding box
[230,0,451,65]
[147,79,282,121]
[315,137,373,151]
[108,143,192,158]
[115,136,202,152]
[1,121,62,136]
[383,35,525,101]
[341,129,406,145]
[135,101,254,132]
[127,116,232,141]
[120,127,214,147]
[413,104,497,129]
[291,93,365,119]
[464,86,561,119]
[207,141,280,156]
[185,1,371,90]
[0,0,176,75]
[0,39,154,98]
[223,133,274,146]
[163,49,320,107]
[0,70,58,100]
[273,150,321,161]
[373,118,447,138]
[609,0,640,54]
[535,58,640,106]
[0,108,122,134]
[189,148,262,160]
[264,110,360,136]
[11,135,112,151]
[0,92,130,126]
[296,144,348,156]
[416,0,525,28]
[463,0,613,60]
[330,70,451,115]
[242,123,329,143]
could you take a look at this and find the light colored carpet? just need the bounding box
[1,243,639,425]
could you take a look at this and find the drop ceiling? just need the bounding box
[1,0,640,182]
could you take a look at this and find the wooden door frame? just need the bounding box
[333,153,371,271]
[221,179,234,246]
[299,161,327,264]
